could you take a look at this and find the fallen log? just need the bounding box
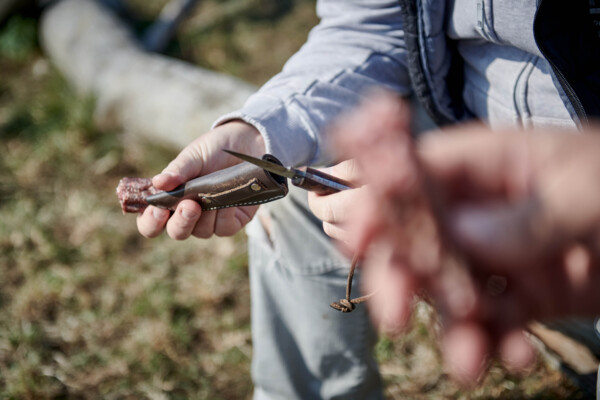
[39,0,257,149]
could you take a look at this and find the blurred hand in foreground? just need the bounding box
[317,91,600,384]
[307,159,368,255]
[136,121,265,240]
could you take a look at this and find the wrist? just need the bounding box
[217,119,266,157]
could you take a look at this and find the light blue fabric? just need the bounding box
[214,0,411,167]
[215,0,577,169]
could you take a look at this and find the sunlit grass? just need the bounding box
[0,11,252,398]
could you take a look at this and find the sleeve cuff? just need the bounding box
[212,94,321,167]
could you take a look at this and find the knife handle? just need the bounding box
[291,167,354,195]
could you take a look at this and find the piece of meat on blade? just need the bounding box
[116,177,160,213]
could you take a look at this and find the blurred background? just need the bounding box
[0,0,588,398]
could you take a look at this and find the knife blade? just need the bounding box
[223,149,353,194]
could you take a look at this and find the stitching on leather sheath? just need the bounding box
[197,178,263,199]
[202,194,287,211]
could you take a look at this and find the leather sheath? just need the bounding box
[146,154,289,211]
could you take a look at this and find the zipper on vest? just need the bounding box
[533,0,588,126]
[543,57,588,126]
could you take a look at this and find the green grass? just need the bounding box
[0,2,586,399]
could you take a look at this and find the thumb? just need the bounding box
[152,141,207,191]
[151,121,265,191]
[448,196,558,270]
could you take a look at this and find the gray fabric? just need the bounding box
[447,0,541,56]
[247,187,382,400]
[458,42,576,129]
[449,0,576,130]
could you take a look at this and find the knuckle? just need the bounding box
[214,209,240,237]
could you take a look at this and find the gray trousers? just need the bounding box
[246,186,383,400]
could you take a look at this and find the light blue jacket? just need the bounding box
[216,0,591,167]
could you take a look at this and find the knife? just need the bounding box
[223,150,353,195]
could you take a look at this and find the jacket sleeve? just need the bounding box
[214,0,410,167]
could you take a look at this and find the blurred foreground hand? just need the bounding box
[315,91,600,384]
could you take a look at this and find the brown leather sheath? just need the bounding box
[145,154,289,211]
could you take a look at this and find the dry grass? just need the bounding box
[0,2,587,399]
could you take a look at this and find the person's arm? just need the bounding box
[215,0,410,167]
[137,0,410,241]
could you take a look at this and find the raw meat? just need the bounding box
[116,177,160,213]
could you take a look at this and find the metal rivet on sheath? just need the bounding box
[250,183,262,192]
[201,196,212,204]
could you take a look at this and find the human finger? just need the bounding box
[152,121,265,192]
[447,198,557,271]
[318,159,363,183]
[136,206,171,238]
[430,255,479,320]
[562,244,600,316]
[538,138,600,239]
[152,140,207,191]
[308,185,367,227]
[442,321,490,385]
[321,222,352,245]
[191,209,217,239]
[363,243,416,333]
[332,90,411,161]
[214,205,258,237]
[165,200,203,240]
[497,328,536,372]
[420,127,534,202]
[348,198,388,257]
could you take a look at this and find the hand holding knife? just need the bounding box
[138,150,351,212]
[223,150,354,195]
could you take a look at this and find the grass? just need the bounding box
[0,1,586,398]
